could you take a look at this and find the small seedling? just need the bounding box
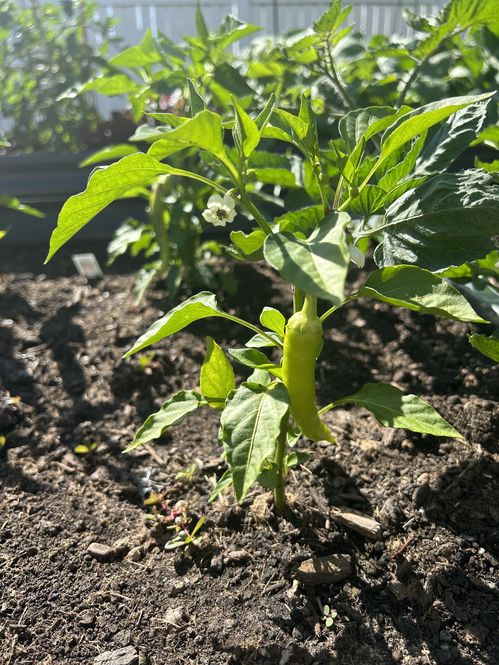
[175,463,199,485]
[164,514,206,551]
[322,604,338,628]
[134,351,157,374]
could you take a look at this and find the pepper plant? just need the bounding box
[47,2,499,512]
[74,8,262,299]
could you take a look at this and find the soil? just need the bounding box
[1,246,498,665]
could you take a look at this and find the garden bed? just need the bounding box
[1,249,498,665]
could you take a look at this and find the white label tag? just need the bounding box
[71,253,103,279]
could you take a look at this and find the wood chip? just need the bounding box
[295,554,352,585]
[331,508,383,540]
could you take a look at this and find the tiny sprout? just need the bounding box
[134,351,156,373]
[164,515,206,551]
[0,436,6,451]
[175,463,199,485]
[322,604,338,628]
[73,441,99,455]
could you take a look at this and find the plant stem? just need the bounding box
[293,287,305,313]
[325,36,355,111]
[227,314,283,349]
[238,188,274,236]
[150,175,171,274]
[273,413,289,513]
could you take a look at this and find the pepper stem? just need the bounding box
[273,412,289,514]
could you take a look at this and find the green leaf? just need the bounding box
[255,94,276,132]
[476,158,499,173]
[79,75,139,96]
[259,307,286,337]
[200,337,235,409]
[126,291,233,356]
[214,62,254,97]
[375,170,499,271]
[233,97,260,158]
[230,229,266,259]
[340,106,403,153]
[313,0,352,33]
[209,468,233,501]
[416,101,491,175]
[275,205,323,234]
[79,144,139,167]
[377,93,495,173]
[188,79,206,115]
[468,332,499,362]
[109,30,162,67]
[342,107,411,182]
[220,381,289,501]
[217,17,260,50]
[46,153,220,261]
[195,2,209,41]
[145,113,190,127]
[335,383,462,438]
[378,134,426,192]
[245,332,281,348]
[125,391,202,451]
[0,195,44,218]
[264,213,350,304]
[46,154,167,261]
[148,110,226,161]
[229,349,283,378]
[358,265,485,322]
[349,185,386,215]
[252,168,297,188]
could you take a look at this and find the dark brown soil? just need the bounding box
[1,249,498,665]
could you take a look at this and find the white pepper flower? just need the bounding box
[348,244,365,269]
[202,193,237,227]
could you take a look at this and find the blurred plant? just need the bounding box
[0,0,117,152]
[73,440,99,455]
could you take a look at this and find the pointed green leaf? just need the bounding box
[46,154,221,261]
[79,75,139,96]
[195,2,209,41]
[188,79,206,115]
[200,337,235,408]
[233,97,260,158]
[209,468,233,502]
[264,213,350,304]
[245,332,281,348]
[335,383,462,438]
[148,110,226,161]
[125,390,202,451]
[375,170,499,271]
[46,154,166,261]
[126,292,232,356]
[109,30,162,67]
[358,265,485,322]
[221,382,289,501]
[416,101,491,175]
[377,93,495,172]
[79,144,139,167]
[255,94,276,132]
